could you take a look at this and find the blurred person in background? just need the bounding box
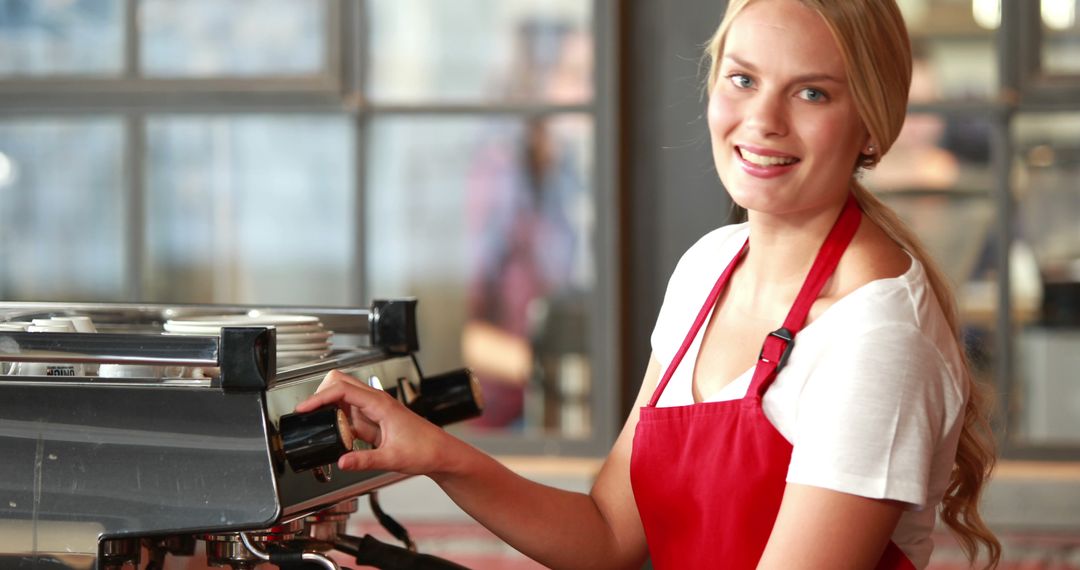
[461,22,592,430]
[462,117,581,429]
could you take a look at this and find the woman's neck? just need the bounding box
[739,201,847,302]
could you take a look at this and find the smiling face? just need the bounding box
[708,0,869,217]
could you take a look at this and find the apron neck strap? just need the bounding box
[646,194,863,408]
[646,239,749,407]
[749,194,862,399]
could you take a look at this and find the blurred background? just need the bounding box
[2,0,1080,567]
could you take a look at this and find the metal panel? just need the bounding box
[0,385,280,547]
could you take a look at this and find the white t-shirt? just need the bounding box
[650,223,968,569]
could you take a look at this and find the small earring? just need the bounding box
[865,144,876,155]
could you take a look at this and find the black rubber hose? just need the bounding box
[335,533,472,570]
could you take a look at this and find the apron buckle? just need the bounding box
[758,327,795,371]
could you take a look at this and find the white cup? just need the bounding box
[49,316,97,333]
[28,321,76,333]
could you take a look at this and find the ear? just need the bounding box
[857,136,879,170]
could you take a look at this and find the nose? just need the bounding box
[743,91,788,138]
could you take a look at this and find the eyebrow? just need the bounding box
[723,54,846,85]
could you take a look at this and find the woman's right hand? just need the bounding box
[294,369,461,477]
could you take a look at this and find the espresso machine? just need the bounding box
[0,299,482,570]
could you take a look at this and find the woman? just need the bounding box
[296,0,1000,568]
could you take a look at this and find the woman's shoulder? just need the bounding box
[662,223,749,297]
[652,223,750,355]
[827,216,912,302]
[811,253,939,341]
[676,222,750,270]
[803,252,965,387]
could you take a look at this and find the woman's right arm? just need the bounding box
[295,356,662,570]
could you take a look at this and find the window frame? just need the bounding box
[1015,0,1080,105]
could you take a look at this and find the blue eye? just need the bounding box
[799,88,827,102]
[729,74,754,89]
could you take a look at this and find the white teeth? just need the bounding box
[739,147,797,167]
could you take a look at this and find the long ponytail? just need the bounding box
[852,183,1001,568]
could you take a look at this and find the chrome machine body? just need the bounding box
[0,300,478,569]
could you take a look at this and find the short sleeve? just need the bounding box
[650,225,749,364]
[785,322,964,509]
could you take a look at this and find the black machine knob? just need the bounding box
[384,369,484,427]
[278,405,355,472]
[370,299,419,354]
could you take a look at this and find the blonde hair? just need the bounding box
[706,1,1001,567]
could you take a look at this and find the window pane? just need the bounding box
[1041,0,1080,74]
[1013,113,1080,444]
[139,0,327,77]
[145,116,354,305]
[367,0,593,104]
[365,115,595,437]
[0,0,123,76]
[864,112,999,408]
[897,0,998,101]
[0,119,126,300]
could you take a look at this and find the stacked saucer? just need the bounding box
[163,314,333,363]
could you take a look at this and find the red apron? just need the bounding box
[630,196,915,569]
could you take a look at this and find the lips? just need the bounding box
[736,146,799,166]
[734,145,800,178]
